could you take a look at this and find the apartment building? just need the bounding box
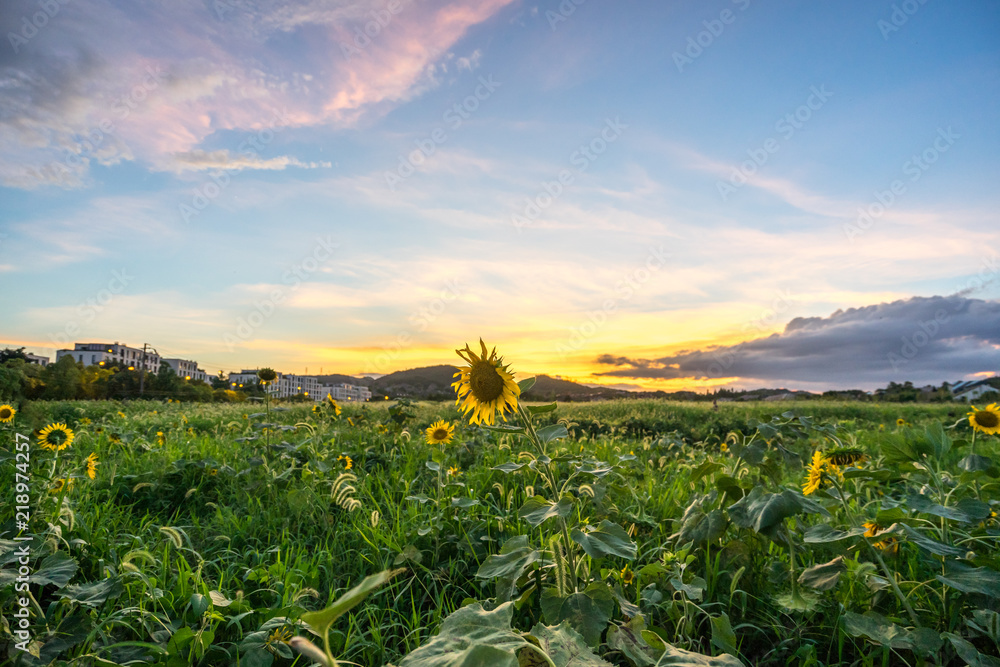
[162,358,211,383]
[321,383,372,402]
[228,370,322,399]
[56,342,161,372]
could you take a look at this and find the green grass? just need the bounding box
[1,398,997,666]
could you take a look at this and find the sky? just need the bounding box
[1,0,998,392]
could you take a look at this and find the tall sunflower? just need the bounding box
[38,423,74,451]
[425,420,455,446]
[326,394,342,416]
[0,404,16,423]
[802,450,826,495]
[968,404,1000,436]
[452,339,520,426]
[85,453,99,480]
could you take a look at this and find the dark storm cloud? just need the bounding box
[595,296,1000,388]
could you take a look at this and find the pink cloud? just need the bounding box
[0,0,517,187]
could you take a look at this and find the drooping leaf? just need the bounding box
[803,525,866,544]
[527,621,613,666]
[527,403,558,415]
[537,424,569,444]
[728,488,824,536]
[797,557,844,591]
[709,613,738,656]
[906,493,976,523]
[398,602,530,667]
[519,496,574,527]
[841,611,942,654]
[494,463,526,474]
[301,568,403,635]
[676,495,727,546]
[30,551,79,588]
[899,524,965,557]
[937,562,1000,599]
[59,577,123,607]
[540,587,614,648]
[571,521,637,561]
[942,632,1000,667]
[606,617,663,667]
[476,536,540,603]
[653,643,745,666]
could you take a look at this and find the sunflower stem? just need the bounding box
[829,476,920,626]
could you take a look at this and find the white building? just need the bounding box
[952,379,999,402]
[228,370,322,399]
[56,342,161,372]
[321,383,372,402]
[25,353,49,366]
[163,358,211,383]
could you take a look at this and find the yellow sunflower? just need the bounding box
[896,418,906,427]
[156,431,166,445]
[85,453,99,480]
[326,395,342,416]
[38,423,74,451]
[0,404,15,423]
[824,447,866,466]
[337,454,353,470]
[968,404,1000,436]
[51,478,74,494]
[863,521,881,538]
[311,405,321,415]
[620,566,634,586]
[425,420,455,446]
[447,465,461,477]
[802,450,826,495]
[452,339,520,426]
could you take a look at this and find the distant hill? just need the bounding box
[371,365,460,400]
[366,366,626,401]
[523,375,625,401]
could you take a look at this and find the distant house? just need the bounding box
[228,370,322,399]
[162,358,211,383]
[25,353,49,366]
[951,379,999,402]
[321,383,372,402]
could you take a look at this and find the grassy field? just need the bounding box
[1,396,998,666]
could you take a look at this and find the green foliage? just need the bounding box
[0,398,998,666]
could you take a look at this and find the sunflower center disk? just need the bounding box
[976,411,999,428]
[434,429,449,440]
[469,361,505,403]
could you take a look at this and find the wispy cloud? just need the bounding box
[0,0,516,188]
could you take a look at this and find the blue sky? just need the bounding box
[1,0,998,391]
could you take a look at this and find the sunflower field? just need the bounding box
[2,345,1000,666]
